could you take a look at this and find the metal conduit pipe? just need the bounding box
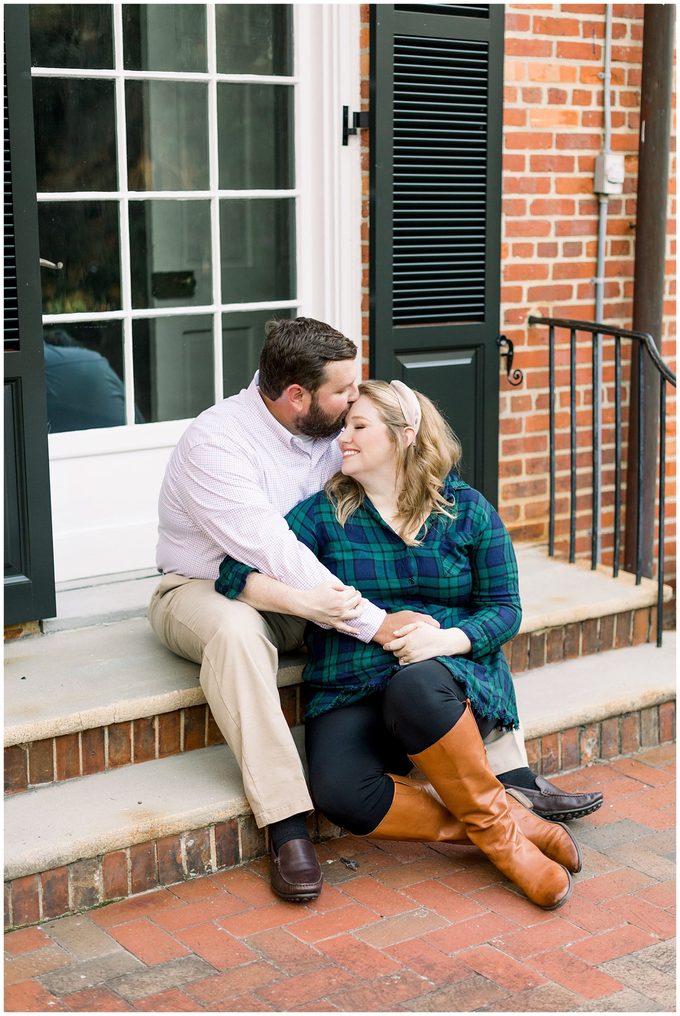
[595,6,613,323]
[592,4,614,563]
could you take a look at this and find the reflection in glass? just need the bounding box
[220,199,295,304]
[43,321,137,433]
[30,5,113,69]
[133,317,214,423]
[126,82,209,191]
[216,5,292,75]
[33,78,117,192]
[217,84,293,190]
[123,4,207,72]
[38,202,121,314]
[129,201,212,309]
[222,308,294,397]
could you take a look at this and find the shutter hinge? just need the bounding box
[497,335,524,387]
[342,106,368,146]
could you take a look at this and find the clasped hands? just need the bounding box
[307,581,470,663]
[383,619,471,664]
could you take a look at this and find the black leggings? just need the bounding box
[305,660,497,835]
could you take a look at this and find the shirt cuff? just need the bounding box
[455,619,490,659]
[215,560,255,599]
[342,601,387,643]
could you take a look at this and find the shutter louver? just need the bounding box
[392,33,489,325]
[4,57,20,353]
[396,5,490,19]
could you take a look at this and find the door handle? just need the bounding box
[342,106,368,146]
[39,258,63,270]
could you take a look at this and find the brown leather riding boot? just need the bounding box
[367,776,580,874]
[409,703,572,910]
[364,775,469,843]
[507,791,582,873]
[415,779,582,874]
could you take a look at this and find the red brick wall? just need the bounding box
[360,4,676,606]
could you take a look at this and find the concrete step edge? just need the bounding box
[4,617,305,748]
[517,634,676,740]
[6,609,669,751]
[4,740,261,882]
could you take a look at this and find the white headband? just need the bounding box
[390,380,421,434]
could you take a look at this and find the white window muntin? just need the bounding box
[33,3,300,426]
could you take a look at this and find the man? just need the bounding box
[149,317,602,902]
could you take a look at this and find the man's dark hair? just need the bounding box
[258,317,357,400]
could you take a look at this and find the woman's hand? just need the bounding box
[384,623,472,665]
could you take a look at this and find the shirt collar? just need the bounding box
[243,373,297,448]
[244,373,339,455]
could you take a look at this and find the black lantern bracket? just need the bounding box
[497,335,524,387]
[342,106,369,146]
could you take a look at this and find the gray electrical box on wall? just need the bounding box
[594,152,625,194]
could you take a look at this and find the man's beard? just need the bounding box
[296,393,347,439]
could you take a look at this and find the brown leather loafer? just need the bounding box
[270,838,323,902]
[503,775,603,821]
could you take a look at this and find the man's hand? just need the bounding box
[372,610,440,647]
[300,581,364,628]
[384,622,472,664]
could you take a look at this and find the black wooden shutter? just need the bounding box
[4,5,56,625]
[370,4,504,503]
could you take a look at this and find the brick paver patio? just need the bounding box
[5,744,675,1012]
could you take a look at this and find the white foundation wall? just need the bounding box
[48,422,186,583]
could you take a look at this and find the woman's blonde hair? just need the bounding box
[325,380,462,544]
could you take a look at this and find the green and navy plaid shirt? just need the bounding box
[216,473,521,727]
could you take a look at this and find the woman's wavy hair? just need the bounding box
[325,380,462,544]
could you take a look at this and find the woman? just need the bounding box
[217,381,580,910]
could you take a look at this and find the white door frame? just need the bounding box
[43,4,363,583]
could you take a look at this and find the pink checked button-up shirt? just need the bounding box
[156,375,386,643]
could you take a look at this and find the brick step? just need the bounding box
[4,636,675,931]
[4,608,660,796]
[4,617,305,796]
[5,545,669,796]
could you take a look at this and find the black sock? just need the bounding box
[269,813,311,853]
[497,766,538,790]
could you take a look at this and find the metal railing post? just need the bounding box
[657,379,667,646]
[549,324,555,557]
[592,331,601,569]
[613,336,622,577]
[569,327,577,563]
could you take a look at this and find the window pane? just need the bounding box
[33,79,117,192]
[133,317,214,423]
[220,199,295,304]
[38,202,120,314]
[216,4,292,75]
[222,308,294,397]
[29,4,113,69]
[123,5,207,72]
[43,321,128,433]
[126,82,209,191]
[218,84,293,190]
[129,201,212,309]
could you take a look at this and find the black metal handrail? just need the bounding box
[528,316,676,647]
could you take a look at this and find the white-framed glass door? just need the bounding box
[28,3,362,583]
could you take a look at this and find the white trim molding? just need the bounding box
[295,4,363,355]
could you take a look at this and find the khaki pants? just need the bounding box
[148,575,528,828]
